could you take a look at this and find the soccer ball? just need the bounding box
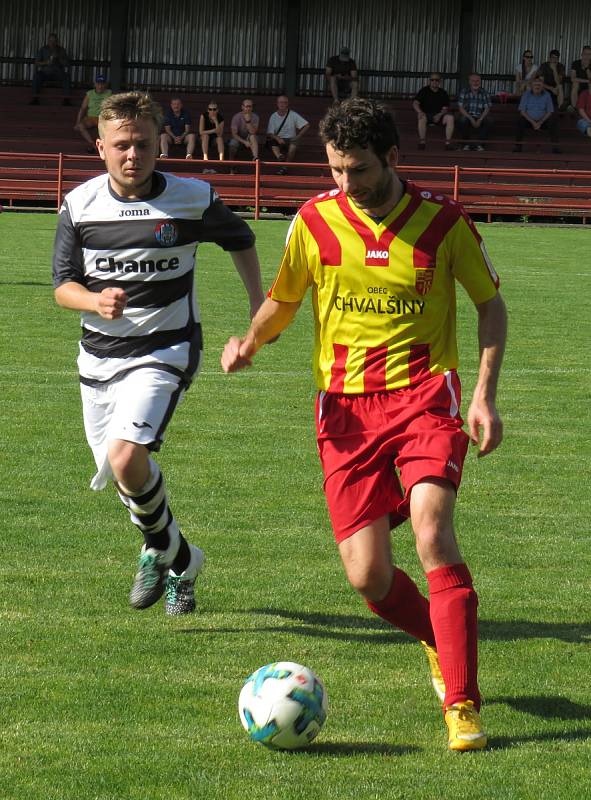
[238,661,328,750]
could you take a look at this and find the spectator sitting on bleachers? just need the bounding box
[515,50,539,96]
[569,46,591,109]
[513,76,561,153]
[575,89,591,138]
[537,50,565,110]
[159,97,196,159]
[325,46,359,102]
[228,99,260,165]
[30,33,71,106]
[412,72,455,151]
[266,95,310,173]
[457,73,493,151]
[74,74,112,153]
[199,101,225,171]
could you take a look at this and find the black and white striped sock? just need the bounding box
[117,460,182,565]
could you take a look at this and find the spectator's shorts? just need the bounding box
[426,113,448,125]
[267,137,294,152]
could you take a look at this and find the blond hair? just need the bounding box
[98,91,163,137]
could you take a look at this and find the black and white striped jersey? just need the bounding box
[53,171,255,385]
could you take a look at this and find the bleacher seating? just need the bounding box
[1,85,591,221]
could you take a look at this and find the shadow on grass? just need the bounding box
[240,609,591,645]
[291,742,420,757]
[490,695,591,721]
[0,281,52,286]
[490,728,591,749]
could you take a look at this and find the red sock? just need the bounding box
[366,567,435,646]
[426,563,480,709]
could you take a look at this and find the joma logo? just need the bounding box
[118,209,151,217]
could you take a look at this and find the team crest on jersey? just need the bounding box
[154,221,178,247]
[415,268,434,295]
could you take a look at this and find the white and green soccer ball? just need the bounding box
[238,661,328,750]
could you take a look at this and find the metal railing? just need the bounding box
[1,151,591,222]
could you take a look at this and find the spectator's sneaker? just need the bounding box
[159,153,168,159]
[185,152,193,159]
[277,167,288,175]
[445,142,455,151]
[418,141,426,150]
[129,546,169,609]
[462,144,471,151]
[421,641,446,703]
[445,701,487,751]
[165,544,205,616]
[475,144,485,151]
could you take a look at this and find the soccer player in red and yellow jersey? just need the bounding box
[222,99,507,751]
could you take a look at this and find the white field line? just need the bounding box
[0,365,589,379]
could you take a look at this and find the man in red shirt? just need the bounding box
[222,98,507,751]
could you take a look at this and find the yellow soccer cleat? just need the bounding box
[445,700,487,751]
[421,641,446,704]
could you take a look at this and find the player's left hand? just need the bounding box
[467,398,503,457]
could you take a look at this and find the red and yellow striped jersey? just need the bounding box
[269,181,499,393]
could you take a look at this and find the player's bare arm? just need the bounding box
[467,292,508,457]
[55,281,128,319]
[229,246,266,318]
[221,297,300,373]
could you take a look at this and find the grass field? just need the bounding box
[0,211,589,800]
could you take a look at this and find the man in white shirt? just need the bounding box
[266,95,310,172]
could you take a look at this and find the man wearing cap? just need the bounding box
[326,47,359,102]
[74,74,112,153]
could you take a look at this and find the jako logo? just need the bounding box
[118,209,151,217]
[366,250,389,259]
[95,256,180,273]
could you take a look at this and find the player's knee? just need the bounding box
[414,522,458,567]
[345,560,391,601]
[108,440,148,488]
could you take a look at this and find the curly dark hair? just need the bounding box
[319,98,400,164]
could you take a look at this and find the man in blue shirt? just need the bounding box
[31,33,71,105]
[159,97,196,159]
[513,76,560,153]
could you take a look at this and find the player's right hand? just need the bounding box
[96,286,128,319]
[221,336,253,373]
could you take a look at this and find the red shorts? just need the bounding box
[315,371,469,543]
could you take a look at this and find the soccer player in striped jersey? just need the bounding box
[53,92,265,616]
[222,98,507,750]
